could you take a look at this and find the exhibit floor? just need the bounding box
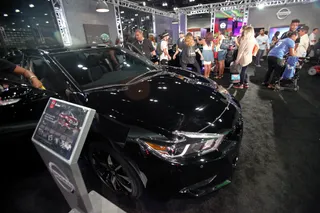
[3,63,320,213]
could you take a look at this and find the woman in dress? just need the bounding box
[199,33,215,77]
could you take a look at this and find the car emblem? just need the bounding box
[276,8,291,20]
[49,162,75,193]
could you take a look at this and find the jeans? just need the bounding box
[240,66,248,84]
[181,61,201,74]
[264,56,283,84]
[255,49,265,65]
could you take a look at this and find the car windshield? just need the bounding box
[53,47,157,90]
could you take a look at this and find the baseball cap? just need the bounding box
[298,25,309,32]
[162,32,169,37]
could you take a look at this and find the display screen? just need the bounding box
[268,26,290,43]
[33,99,89,160]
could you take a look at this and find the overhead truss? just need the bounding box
[105,0,179,19]
[179,0,318,15]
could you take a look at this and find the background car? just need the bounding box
[0,46,242,198]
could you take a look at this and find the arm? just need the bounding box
[289,47,296,56]
[173,48,181,60]
[195,48,204,60]
[163,48,171,60]
[14,66,43,89]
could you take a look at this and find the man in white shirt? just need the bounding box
[296,26,310,57]
[255,29,269,67]
[308,28,318,55]
[159,32,171,65]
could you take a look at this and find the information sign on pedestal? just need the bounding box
[32,98,95,213]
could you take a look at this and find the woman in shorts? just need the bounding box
[199,33,215,78]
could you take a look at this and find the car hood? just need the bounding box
[86,66,240,137]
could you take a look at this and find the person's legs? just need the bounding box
[271,61,284,84]
[264,56,276,84]
[255,50,264,66]
[240,66,248,85]
[219,60,225,77]
[208,64,212,78]
[193,61,201,74]
[181,62,188,70]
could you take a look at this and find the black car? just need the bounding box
[0,46,243,198]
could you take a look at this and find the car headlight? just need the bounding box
[138,131,226,161]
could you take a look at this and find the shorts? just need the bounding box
[218,50,227,61]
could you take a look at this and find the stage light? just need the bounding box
[15,9,20,13]
[162,2,168,6]
[96,1,109,12]
[121,11,124,14]
[29,4,35,8]
[36,23,39,26]
[3,14,8,17]
[189,0,195,2]
[27,25,30,28]
[46,21,49,23]
[44,13,48,16]
[257,3,265,9]
[142,2,146,6]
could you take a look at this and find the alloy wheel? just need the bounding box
[91,150,133,194]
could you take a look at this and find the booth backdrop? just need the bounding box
[248,3,320,34]
[62,0,118,46]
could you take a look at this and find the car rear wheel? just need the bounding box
[88,142,143,198]
[308,68,317,76]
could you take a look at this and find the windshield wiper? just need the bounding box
[126,69,162,84]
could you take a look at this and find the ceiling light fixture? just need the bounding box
[135,14,138,16]
[27,25,30,28]
[96,0,109,12]
[46,21,49,23]
[15,9,20,13]
[121,11,124,14]
[257,3,265,9]
[44,13,48,16]
[29,4,35,8]
[142,2,146,6]
[21,20,24,22]
[189,0,195,2]
[162,2,168,6]
[36,23,39,26]
[12,23,15,25]
[13,29,16,31]
[3,14,8,17]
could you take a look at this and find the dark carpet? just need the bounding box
[3,62,320,213]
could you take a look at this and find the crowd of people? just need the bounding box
[128,18,318,90]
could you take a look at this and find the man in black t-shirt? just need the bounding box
[133,29,156,60]
[280,19,301,46]
[0,59,43,88]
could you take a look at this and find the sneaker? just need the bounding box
[233,84,244,89]
[244,84,249,88]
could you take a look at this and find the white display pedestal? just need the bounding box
[69,191,126,213]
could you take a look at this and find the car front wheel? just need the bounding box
[88,142,143,198]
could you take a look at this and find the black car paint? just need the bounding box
[0,47,243,197]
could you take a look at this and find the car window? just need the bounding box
[30,57,67,93]
[53,48,156,89]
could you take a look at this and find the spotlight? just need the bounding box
[13,29,16,31]
[21,20,24,22]
[44,13,48,16]
[257,3,265,9]
[135,14,138,16]
[46,21,49,23]
[3,14,8,17]
[36,23,39,26]
[189,0,195,2]
[142,2,146,6]
[96,0,109,12]
[29,4,35,8]
[15,9,20,13]
[121,11,124,14]
[12,23,15,25]
[162,2,168,6]
[27,25,30,28]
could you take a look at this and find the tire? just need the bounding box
[308,68,317,76]
[87,141,144,198]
